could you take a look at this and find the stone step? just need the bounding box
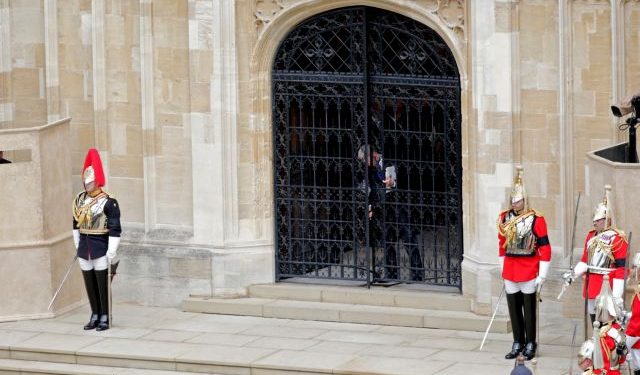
[182,296,510,333]
[0,358,218,375]
[1,337,333,375]
[247,283,472,311]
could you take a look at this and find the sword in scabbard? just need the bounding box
[108,259,113,327]
[623,232,633,309]
[479,285,505,351]
[48,254,78,311]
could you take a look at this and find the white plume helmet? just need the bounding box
[591,321,605,370]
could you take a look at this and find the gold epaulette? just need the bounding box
[602,227,627,242]
[530,208,544,217]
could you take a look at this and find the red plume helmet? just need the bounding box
[82,148,105,187]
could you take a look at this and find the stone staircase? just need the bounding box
[0,359,219,375]
[183,282,510,333]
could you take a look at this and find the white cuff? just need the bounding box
[107,236,120,259]
[72,230,80,250]
[538,261,550,280]
[498,256,504,270]
[608,326,622,343]
[612,278,625,298]
[574,262,588,277]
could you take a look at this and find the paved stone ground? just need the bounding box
[0,303,606,375]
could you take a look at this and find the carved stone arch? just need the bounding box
[249,2,471,281]
[251,1,467,85]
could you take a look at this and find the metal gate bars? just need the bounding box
[273,6,462,288]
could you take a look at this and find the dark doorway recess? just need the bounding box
[273,6,462,288]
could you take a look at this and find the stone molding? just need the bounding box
[0,231,71,250]
[254,0,466,43]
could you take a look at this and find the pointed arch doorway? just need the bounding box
[272,6,462,288]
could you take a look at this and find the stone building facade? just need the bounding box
[1,0,640,320]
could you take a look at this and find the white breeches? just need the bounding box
[627,336,640,369]
[587,299,595,315]
[504,279,536,294]
[78,256,108,271]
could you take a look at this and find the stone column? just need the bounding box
[140,0,157,232]
[91,0,110,178]
[44,0,60,122]
[191,0,230,245]
[0,0,12,126]
[463,0,519,314]
[187,0,273,297]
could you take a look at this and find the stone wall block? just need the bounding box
[520,89,558,114]
[12,68,41,97]
[108,177,145,223]
[169,257,211,279]
[107,70,128,103]
[110,153,144,178]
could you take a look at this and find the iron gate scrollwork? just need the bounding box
[273,7,462,288]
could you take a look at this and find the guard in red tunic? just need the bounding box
[497,166,551,360]
[625,254,640,375]
[72,149,121,331]
[566,185,627,323]
[626,283,640,375]
[577,275,627,375]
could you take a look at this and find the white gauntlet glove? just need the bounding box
[573,261,588,277]
[72,230,80,250]
[498,256,504,272]
[535,261,550,291]
[612,278,625,299]
[106,236,120,262]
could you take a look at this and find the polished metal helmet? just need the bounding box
[510,165,527,207]
[594,275,622,324]
[577,339,594,365]
[593,185,613,224]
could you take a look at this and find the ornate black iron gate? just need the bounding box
[273,7,462,288]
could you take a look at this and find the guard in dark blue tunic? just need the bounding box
[72,148,121,331]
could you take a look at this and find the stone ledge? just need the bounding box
[182,297,509,333]
[248,283,471,311]
[0,358,211,375]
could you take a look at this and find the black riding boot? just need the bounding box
[505,292,525,359]
[95,269,110,331]
[522,292,537,360]
[81,270,100,330]
[634,369,640,375]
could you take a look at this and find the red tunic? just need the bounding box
[593,322,625,375]
[626,293,640,349]
[580,230,627,299]
[498,210,552,282]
